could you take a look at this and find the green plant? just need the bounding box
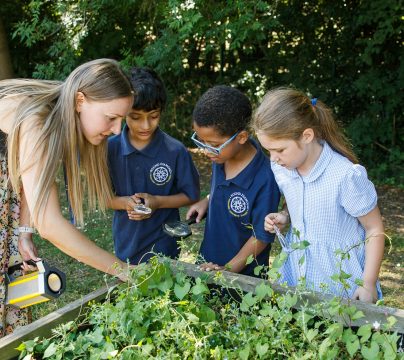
[17,247,401,359]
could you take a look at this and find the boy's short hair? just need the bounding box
[192,85,252,136]
[130,67,167,111]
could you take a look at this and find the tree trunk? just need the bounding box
[0,16,13,79]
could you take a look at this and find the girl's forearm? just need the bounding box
[359,206,385,287]
[363,232,385,286]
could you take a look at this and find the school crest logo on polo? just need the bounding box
[150,162,172,185]
[228,192,249,217]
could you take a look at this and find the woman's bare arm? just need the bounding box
[19,117,129,279]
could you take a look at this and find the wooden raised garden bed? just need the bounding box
[1,260,403,359]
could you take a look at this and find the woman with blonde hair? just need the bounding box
[0,58,134,336]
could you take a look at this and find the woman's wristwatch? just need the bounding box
[18,226,36,234]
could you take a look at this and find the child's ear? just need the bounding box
[302,128,315,143]
[237,130,250,144]
[75,92,85,113]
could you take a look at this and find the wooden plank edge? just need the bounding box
[167,259,404,333]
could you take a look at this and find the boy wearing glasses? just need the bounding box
[186,85,280,276]
[108,67,200,264]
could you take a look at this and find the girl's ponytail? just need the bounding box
[313,101,358,163]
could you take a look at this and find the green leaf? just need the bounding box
[325,323,343,340]
[342,328,358,343]
[318,337,331,357]
[199,305,216,322]
[253,265,264,276]
[340,270,352,280]
[240,292,256,312]
[185,312,199,323]
[15,342,26,352]
[255,282,273,300]
[89,327,104,344]
[239,345,250,360]
[285,293,298,308]
[23,340,36,352]
[43,343,57,358]
[272,251,288,269]
[351,310,365,320]
[306,329,318,342]
[330,274,340,282]
[156,276,174,292]
[245,254,254,265]
[291,240,310,250]
[357,324,372,342]
[256,342,269,357]
[191,278,209,295]
[174,281,191,300]
[385,316,397,329]
[292,228,300,238]
[346,339,360,357]
[361,340,379,359]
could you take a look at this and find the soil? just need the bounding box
[189,149,404,309]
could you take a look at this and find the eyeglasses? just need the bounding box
[191,131,239,155]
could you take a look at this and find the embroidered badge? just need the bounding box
[150,162,172,185]
[227,192,249,217]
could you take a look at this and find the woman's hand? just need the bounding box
[264,211,289,233]
[18,234,40,271]
[116,264,136,282]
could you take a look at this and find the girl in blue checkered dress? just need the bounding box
[251,87,384,303]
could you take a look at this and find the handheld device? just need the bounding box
[6,260,66,309]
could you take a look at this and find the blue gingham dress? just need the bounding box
[271,142,382,299]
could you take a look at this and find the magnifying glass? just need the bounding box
[163,213,206,238]
[133,204,152,214]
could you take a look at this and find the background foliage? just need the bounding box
[1,0,402,182]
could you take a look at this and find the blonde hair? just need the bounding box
[2,58,133,225]
[251,87,358,163]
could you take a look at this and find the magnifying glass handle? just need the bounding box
[186,212,207,225]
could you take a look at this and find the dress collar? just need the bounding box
[301,141,333,183]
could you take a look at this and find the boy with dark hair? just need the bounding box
[108,67,200,264]
[187,85,280,276]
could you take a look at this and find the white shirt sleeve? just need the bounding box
[339,164,377,217]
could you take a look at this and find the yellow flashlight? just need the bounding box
[6,260,66,309]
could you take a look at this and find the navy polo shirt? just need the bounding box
[200,140,280,276]
[108,126,200,264]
